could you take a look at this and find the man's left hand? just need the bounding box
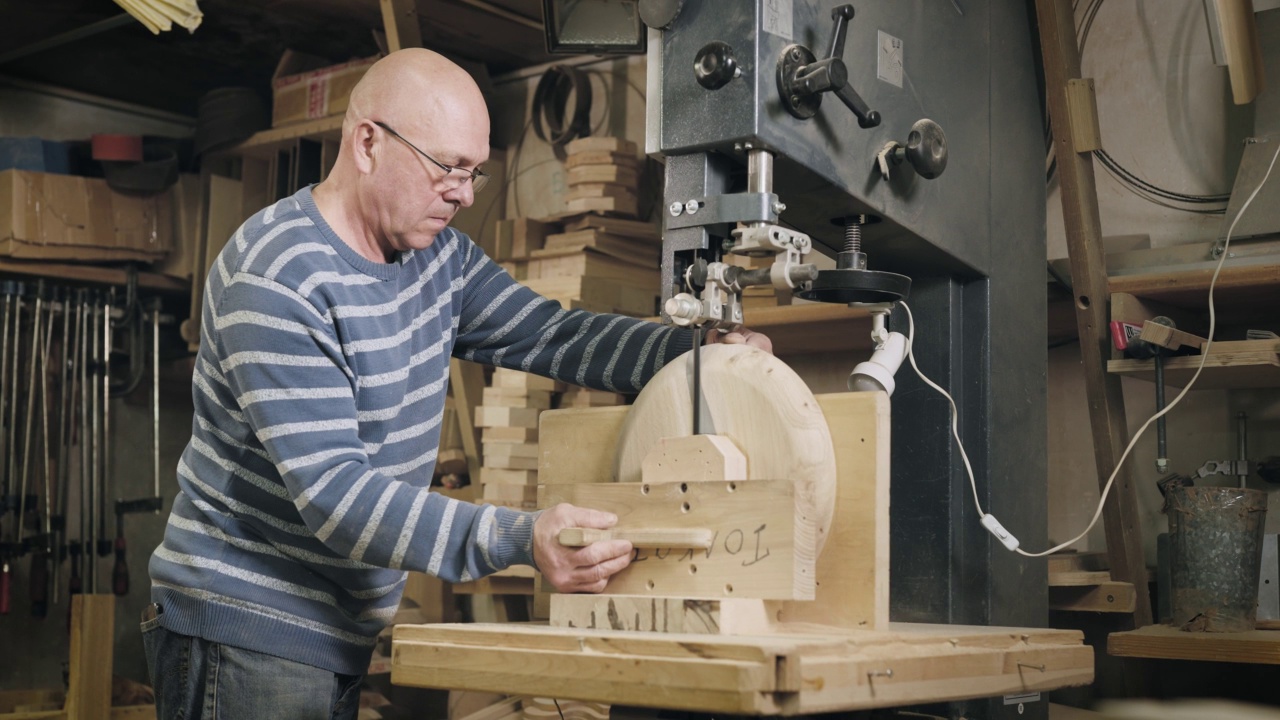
[705,327,773,354]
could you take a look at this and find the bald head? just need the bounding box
[313,48,491,263]
[345,48,487,139]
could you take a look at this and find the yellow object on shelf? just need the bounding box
[113,0,202,34]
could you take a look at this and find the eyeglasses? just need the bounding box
[373,121,490,192]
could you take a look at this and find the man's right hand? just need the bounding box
[533,503,632,593]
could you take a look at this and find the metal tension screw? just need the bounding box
[773,201,787,214]
[685,199,702,214]
[669,202,685,217]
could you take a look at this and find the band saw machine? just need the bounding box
[393,1,1086,716]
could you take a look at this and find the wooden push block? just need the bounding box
[558,527,714,549]
[640,435,746,485]
[549,594,772,634]
[540,479,813,600]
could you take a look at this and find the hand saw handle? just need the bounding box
[558,527,714,549]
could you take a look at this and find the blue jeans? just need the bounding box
[142,604,361,720]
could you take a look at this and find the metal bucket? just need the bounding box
[1166,486,1268,632]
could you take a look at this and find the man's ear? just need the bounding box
[351,120,378,175]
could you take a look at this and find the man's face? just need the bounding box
[376,105,490,255]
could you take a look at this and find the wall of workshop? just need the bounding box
[1046,1,1280,564]
[0,83,194,694]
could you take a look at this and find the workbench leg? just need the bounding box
[1033,0,1153,627]
[66,594,115,720]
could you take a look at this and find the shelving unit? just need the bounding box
[1107,340,1280,389]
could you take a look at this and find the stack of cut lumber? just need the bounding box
[563,137,640,218]
[524,214,661,317]
[558,386,627,409]
[434,396,468,481]
[476,369,562,509]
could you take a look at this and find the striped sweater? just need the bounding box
[149,186,690,675]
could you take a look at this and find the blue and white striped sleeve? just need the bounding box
[211,272,535,580]
[452,237,693,392]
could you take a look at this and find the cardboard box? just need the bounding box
[272,55,380,127]
[0,169,173,261]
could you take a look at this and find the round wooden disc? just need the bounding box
[614,344,837,553]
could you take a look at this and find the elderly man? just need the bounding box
[143,48,769,719]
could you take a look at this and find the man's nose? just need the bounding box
[446,180,475,208]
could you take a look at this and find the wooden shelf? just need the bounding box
[1109,262,1280,315]
[1106,340,1280,389]
[0,260,188,294]
[1109,624,1280,664]
[227,115,345,159]
[1049,570,1136,613]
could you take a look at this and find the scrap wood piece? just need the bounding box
[1138,320,1206,352]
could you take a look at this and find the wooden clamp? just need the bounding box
[559,527,715,549]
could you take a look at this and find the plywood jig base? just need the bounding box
[391,622,1093,715]
[392,357,1094,713]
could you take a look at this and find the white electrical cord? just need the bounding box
[901,138,1280,557]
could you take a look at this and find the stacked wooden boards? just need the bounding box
[491,214,661,318]
[563,137,640,218]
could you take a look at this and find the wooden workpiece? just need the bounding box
[394,348,1092,711]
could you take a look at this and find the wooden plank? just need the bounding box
[1064,78,1102,152]
[1109,263,1280,307]
[774,393,890,631]
[391,622,1093,715]
[1034,0,1152,626]
[380,0,422,51]
[565,151,639,170]
[482,426,538,443]
[540,479,811,600]
[479,468,538,486]
[1107,341,1280,389]
[525,250,658,285]
[1218,0,1265,104]
[1049,582,1136,613]
[567,166,638,186]
[564,215,659,241]
[66,594,114,720]
[493,368,564,392]
[1108,624,1280,663]
[475,405,541,429]
[566,137,638,155]
[1137,321,1206,352]
[741,304,876,355]
[449,359,486,478]
[565,195,638,218]
[481,388,552,409]
[0,261,186,294]
[559,527,716,549]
